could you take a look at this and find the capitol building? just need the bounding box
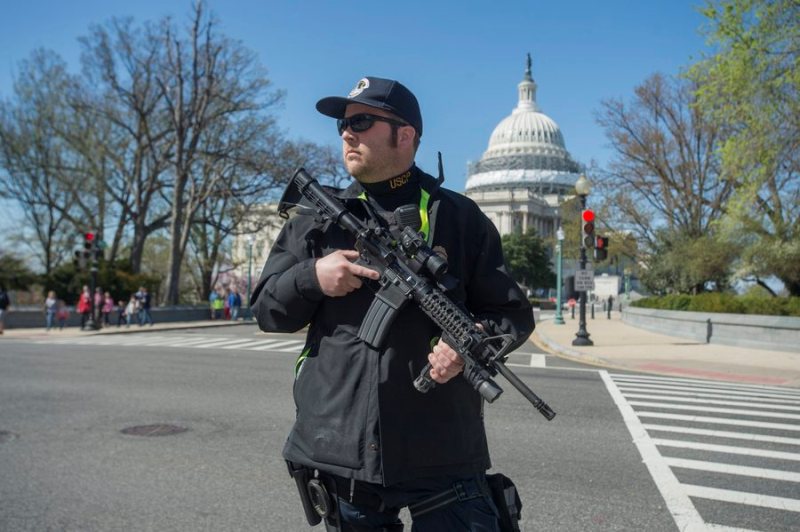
[465,55,583,238]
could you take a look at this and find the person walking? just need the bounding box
[56,300,69,330]
[0,284,10,335]
[251,76,533,531]
[77,286,91,330]
[44,290,57,331]
[124,295,137,328]
[228,288,242,321]
[102,292,114,326]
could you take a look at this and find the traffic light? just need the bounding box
[84,232,95,250]
[595,235,609,261]
[581,209,595,249]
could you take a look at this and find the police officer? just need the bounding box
[251,76,533,531]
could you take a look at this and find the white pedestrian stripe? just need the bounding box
[35,332,306,354]
[683,484,800,513]
[33,335,548,366]
[664,457,800,482]
[606,372,800,531]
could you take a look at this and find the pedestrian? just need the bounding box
[251,76,533,531]
[77,285,91,330]
[223,288,231,320]
[102,292,114,326]
[137,287,153,326]
[44,290,57,331]
[116,300,126,327]
[213,289,224,320]
[56,300,69,330]
[228,288,241,321]
[0,284,10,335]
[124,295,137,328]
[209,289,219,320]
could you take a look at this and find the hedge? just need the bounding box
[631,294,800,317]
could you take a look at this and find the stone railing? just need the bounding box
[2,305,214,329]
[623,306,800,353]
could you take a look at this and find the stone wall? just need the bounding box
[623,306,800,353]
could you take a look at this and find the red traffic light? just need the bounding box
[85,232,95,242]
[582,209,595,223]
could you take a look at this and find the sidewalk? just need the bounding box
[532,311,800,388]
[0,319,247,341]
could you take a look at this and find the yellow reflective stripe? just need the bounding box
[356,187,432,242]
[295,347,311,377]
[419,189,431,243]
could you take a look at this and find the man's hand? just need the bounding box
[315,249,380,297]
[427,339,466,384]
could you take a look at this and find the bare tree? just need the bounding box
[156,2,285,304]
[595,73,735,293]
[74,18,174,270]
[0,50,78,274]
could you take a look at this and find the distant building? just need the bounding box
[465,55,583,238]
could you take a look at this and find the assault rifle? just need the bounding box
[278,168,555,420]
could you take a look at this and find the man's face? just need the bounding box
[340,103,407,183]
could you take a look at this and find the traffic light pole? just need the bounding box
[573,194,593,346]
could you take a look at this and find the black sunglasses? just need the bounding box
[337,113,409,135]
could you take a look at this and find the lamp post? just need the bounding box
[246,235,254,321]
[572,174,594,346]
[624,267,631,303]
[554,227,565,325]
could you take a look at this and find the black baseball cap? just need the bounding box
[316,76,423,137]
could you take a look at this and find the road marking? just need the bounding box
[627,401,800,421]
[622,392,800,411]
[222,339,295,350]
[636,412,800,431]
[642,424,800,446]
[653,438,800,462]
[612,375,800,399]
[683,484,800,512]
[617,383,800,404]
[666,457,800,482]
[190,338,256,349]
[529,354,546,367]
[600,370,706,531]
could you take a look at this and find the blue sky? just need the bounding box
[0,0,712,196]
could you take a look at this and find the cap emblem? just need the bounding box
[348,78,370,98]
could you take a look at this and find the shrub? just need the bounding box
[632,294,800,317]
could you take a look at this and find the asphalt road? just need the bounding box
[1,325,798,531]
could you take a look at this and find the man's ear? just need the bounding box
[399,126,416,148]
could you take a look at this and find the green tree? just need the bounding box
[501,230,555,292]
[0,252,37,290]
[690,0,800,295]
[595,73,733,293]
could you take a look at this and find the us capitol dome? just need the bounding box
[465,54,583,237]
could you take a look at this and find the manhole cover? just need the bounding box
[120,424,189,437]
[0,430,18,443]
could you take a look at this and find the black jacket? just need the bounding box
[251,167,534,486]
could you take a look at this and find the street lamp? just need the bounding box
[246,235,255,321]
[554,227,565,325]
[572,174,594,346]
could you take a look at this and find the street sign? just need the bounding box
[575,269,594,291]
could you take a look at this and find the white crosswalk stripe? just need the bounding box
[605,372,800,532]
[34,332,307,354]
